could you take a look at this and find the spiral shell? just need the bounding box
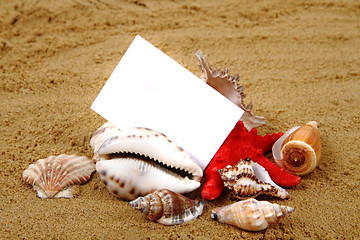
[211,198,294,231]
[129,189,205,225]
[22,154,95,199]
[219,158,289,200]
[272,121,321,176]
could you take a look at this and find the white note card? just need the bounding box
[91,35,244,169]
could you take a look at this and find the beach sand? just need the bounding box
[1,0,359,239]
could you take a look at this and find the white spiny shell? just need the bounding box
[95,127,203,200]
[272,121,321,176]
[129,189,205,225]
[196,50,266,131]
[90,122,122,162]
[211,198,294,231]
[22,154,95,199]
[219,158,289,200]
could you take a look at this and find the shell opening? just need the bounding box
[211,211,219,221]
[103,152,195,180]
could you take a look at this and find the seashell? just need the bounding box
[219,158,289,200]
[211,198,294,231]
[272,121,321,176]
[90,122,122,162]
[129,189,205,225]
[95,127,203,200]
[196,50,266,131]
[22,154,95,199]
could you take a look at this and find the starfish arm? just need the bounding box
[201,165,225,200]
[255,132,284,153]
[250,149,301,187]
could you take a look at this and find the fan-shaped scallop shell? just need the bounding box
[129,189,205,225]
[272,121,321,176]
[219,158,289,200]
[211,198,294,231]
[22,154,95,199]
[95,127,203,200]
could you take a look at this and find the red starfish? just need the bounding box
[201,121,301,200]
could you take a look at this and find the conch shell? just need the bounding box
[211,198,294,231]
[22,154,95,199]
[272,121,321,176]
[129,189,205,225]
[219,158,289,200]
[196,50,266,131]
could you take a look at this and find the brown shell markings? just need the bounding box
[129,189,205,225]
[90,122,122,162]
[22,154,95,199]
[196,50,266,131]
[219,158,289,200]
[211,198,294,231]
[273,121,321,176]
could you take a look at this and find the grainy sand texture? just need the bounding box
[1,0,359,239]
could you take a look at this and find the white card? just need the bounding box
[91,35,244,169]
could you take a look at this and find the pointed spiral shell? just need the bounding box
[273,121,321,176]
[211,198,294,231]
[219,158,289,200]
[129,189,205,225]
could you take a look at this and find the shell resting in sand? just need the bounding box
[211,198,294,231]
[94,126,203,200]
[272,121,321,176]
[22,154,95,199]
[129,189,205,225]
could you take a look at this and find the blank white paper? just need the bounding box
[91,35,244,169]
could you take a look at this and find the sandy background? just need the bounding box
[1,0,359,239]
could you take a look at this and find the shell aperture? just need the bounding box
[94,126,203,200]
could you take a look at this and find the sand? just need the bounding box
[1,0,359,239]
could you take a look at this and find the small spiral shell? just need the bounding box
[273,121,321,176]
[219,158,289,200]
[211,198,294,231]
[129,189,205,225]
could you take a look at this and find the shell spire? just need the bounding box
[211,198,294,231]
[196,50,266,131]
[272,121,321,175]
[129,189,205,225]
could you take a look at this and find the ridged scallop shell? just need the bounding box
[129,189,205,225]
[219,158,289,200]
[272,121,321,176]
[94,127,203,200]
[196,50,266,131]
[22,154,95,199]
[211,198,294,231]
[90,122,122,162]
